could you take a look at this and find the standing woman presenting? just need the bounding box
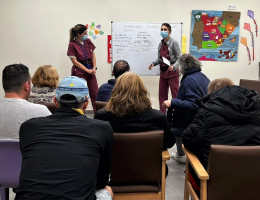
[67,24,98,112]
[149,23,181,114]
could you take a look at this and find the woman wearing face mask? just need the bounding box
[67,24,98,112]
[148,23,181,114]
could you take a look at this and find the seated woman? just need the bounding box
[183,78,260,191]
[163,54,210,163]
[94,72,175,150]
[28,65,59,104]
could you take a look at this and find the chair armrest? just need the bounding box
[162,150,170,161]
[182,145,209,180]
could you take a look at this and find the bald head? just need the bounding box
[113,60,130,79]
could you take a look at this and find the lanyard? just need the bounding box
[77,41,88,60]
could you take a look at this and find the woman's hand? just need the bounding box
[168,65,174,71]
[162,100,171,108]
[86,69,96,74]
[148,63,154,70]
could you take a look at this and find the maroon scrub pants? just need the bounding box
[71,66,98,112]
[159,70,179,114]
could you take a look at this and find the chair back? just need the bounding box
[110,130,163,193]
[207,145,260,200]
[95,101,108,112]
[0,139,22,188]
[42,103,57,114]
[239,79,260,95]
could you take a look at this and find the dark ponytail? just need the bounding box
[69,24,87,42]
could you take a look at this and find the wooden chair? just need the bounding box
[110,130,170,200]
[239,79,260,95]
[95,101,108,112]
[183,145,260,200]
[0,139,22,200]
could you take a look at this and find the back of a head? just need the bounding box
[55,76,89,109]
[2,64,30,93]
[113,60,130,79]
[32,65,59,89]
[208,78,234,94]
[179,54,202,74]
[106,72,151,117]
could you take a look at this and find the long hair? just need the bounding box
[69,24,87,42]
[179,54,202,74]
[105,72,151,117]
[32,65,59,88]
[208,78,234,94]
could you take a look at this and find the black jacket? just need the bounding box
[15,108,113,200]
[94,108,175,150]
[183,86,260,169]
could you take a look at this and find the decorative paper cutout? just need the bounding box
[95,30,100,34]
[240,37,251,65]
[247,10,258,37]
[86,22,105,40]
[244,23,255,60]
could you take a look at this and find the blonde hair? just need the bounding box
[208,78,234,94]
[32,65,59,88]
[105,72,151,117]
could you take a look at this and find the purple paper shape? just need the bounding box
[96,24,101,29]
[247,10,254,19]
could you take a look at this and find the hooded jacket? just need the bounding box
[183,85,260,169]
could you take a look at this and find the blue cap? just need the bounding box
[56,76,89,103]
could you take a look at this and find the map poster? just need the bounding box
[190,10,241,62]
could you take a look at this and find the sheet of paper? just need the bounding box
[162,57,170,66]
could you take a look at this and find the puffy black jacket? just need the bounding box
[183,85,260,169]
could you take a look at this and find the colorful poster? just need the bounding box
[190,10,241,61]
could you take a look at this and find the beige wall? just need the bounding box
[0,0,259,110]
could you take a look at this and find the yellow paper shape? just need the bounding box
[182,35,187,54]
[90,25,95,30]
[240,37,247,46]
[95,29,100,34]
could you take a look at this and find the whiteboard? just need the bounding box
[112,22,182,76]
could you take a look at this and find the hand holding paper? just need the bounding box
[162,57,170,66]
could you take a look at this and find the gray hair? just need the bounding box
[179,54,202,74]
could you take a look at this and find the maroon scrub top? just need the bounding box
[67,39,96,64]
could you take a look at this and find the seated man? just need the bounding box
[0,64,51,139]
[163,54,210,163]
[15,76,113,200]
[96,60,130,102]
[183,78,260,191]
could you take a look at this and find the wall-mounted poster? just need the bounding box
[190,10,241,62]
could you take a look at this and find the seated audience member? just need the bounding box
[15,76,113,200]
[163,54,210,163]
[0,64,51,139]
[96,60,130,102]
[95,72,175,150]
[28,65,59,104]
[183,78,260,190]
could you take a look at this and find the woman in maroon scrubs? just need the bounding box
[67,24,98,112]
[148,23,181,114]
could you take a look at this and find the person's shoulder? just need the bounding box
[94,109,112,119]
[143,108,166,119]
[23,101,51,115]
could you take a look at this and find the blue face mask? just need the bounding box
[160,31,169,39]
[82,35,88,40]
